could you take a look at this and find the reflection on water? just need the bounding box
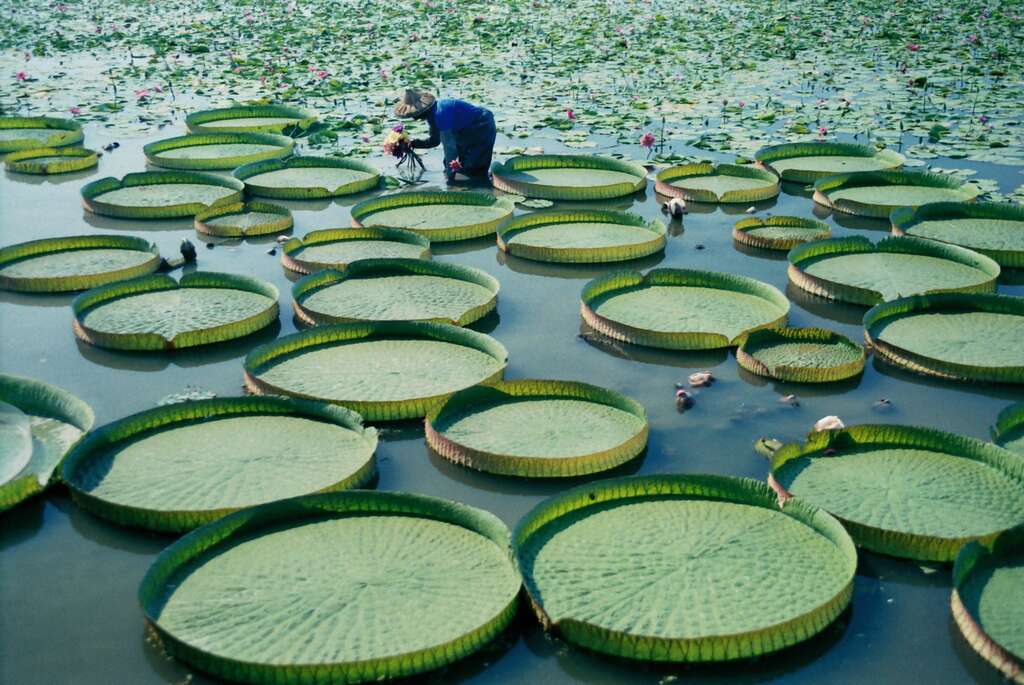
[732,238,789,262]
[496,248,666,279]
[786,281,869,326]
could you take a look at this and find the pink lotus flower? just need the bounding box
[316,70,328,79]
[392,123,404,133]
[979,115,989,124]
[566,108,575,120]
[449,159,463,172]
[966,34,979,44]
[817,126,828,136]
[738,100,745,108]
[69,106,81,115]
[56,3,67,12]
[15,71,27,81]
[639,132,656,148]
[906,43,921,52]
[134,88,149,98]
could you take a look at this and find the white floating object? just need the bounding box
[813,415,846,432]
[688,371,713,387]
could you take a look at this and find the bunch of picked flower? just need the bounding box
[383,124,424,172]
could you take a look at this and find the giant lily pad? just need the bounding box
[732,216,830,251]
[863,293,1024,383]
[81,171,244,219]
[581,268,789,350]
[491,155,647,200]
[737,327,865,383]
[0,235,161,293]
[185,105,317,134]
[4,147,98,174]
[0,373,94,511]
[515,474,856,661]
[813,171,980,218]
[281,227,430,274]
[497,209,666,263]
[194,201,293,237]
[233,156,380,199]
[144,132,293,170]
[293,259,498,327]
[771,425,1024,561]
[426,380,648,477]
[0,116,83,152]
[993,403,1024,455]
[61,396,377,532]
[755,142,905,184]
[788,236,999,305]
[139,491,520,683]
[350,191,514,242]
[244,322,508,421]
[655,163,780,204]
[891,202,1024,269]
[72,271,279,351]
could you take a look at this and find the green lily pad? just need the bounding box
[0,116,83,152]
[813,170,980,218]
[581,268,789,350]
[755,142,905,184]
[139,491,520,683]
[732,216,831,251]
[771,425,1024,561]
[497,210,666,263]
[655,163,779,203]
[185,105,317,134]
[4,146,98,174]
[491,155,647,200]
[514,474,856,661]
[244,322,508,421]
[891,202,1024,269]
[293,259,498,327]
[425,380,648,477]
[194,201,293,237]
[73,271,279,351]
[993,403,1024,455]
[350,191,514,242]
[234,156,380,199]
[736,327,865,383]
[281,227,430,274]
[0,235,161,293]
[144,132,293,170]
[81,171,245,219]
[61,396,377,532]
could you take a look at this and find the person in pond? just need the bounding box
[394,89,496,184]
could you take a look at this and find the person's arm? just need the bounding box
[440,130,459,173]
[411,113,440,149]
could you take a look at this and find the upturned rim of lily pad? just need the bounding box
[0,234,162,293]
[143,132,294,170]
[736,327,866,383]
[0,116,84,152]
[4,146,98,174]
[80,170,245,219]
[812,170,981,218]
[184,104,318,134]
[755,142,905,183]
[891,201,1024,269]
[280,227,431,274]
[491,154,648,201]
[654,162,780,204]
[992,403,1024,452]
[496,209,666,263]
[193,201,294,237]
[233,155,381,199]
[732,216,831,251]
[350,190,515,242]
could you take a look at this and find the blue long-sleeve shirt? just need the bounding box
[411,98,487,165]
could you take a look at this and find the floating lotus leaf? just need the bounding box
[143,132,294,170]
[244,321,508,421]
[61,396,377,532]
[788,236,999,305]
[194,201,293,237]
[732,216,831,251]
[891,202,1024,269]
[654,163,780,204]
[0,116,83,152]
[755,142,905,184]
[293,259,498,327]
[81,171,244,219]
[514,474,856,661]
[4,146,98,174]
[491,154,647,200]
[813,170,980,218]
[281,227,430,274]
[952,526,1024,682]
[863,293,1024,383]
[993,403,1024,455]
[736,327,865,383]
[350,191,514,242]
[581,268,789,350]
[0,373,94,511]
[426,380,648,477]
[234,156,380,199]
[139,491,520,683]
[496,209,666,263]
[72,271,279,351]
[771,424,1024,561]
[0,235,161,293]
[184,104,317,134]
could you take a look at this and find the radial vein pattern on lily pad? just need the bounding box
[244,321,508,421]
[140,491,521,684]
[426,380,648,477]
[73,271,279,351]
[4,146,98,174]
[581,268,789,350]
[0,235,161,293]
[952,525,1024,683]
[863,293,1024,383]
[755,142,905,184]
[788,236,999,305]
[81,171,245,219]
[350,191,514,242]
[732,216,830,251]
[812,170,980,218]
[736,327,865,383]
[0,116,83,152]
[993,403,1024,455]
[771,424,1024,561]
[194,201,294,238]
[185,104,317,134]
[655,163,779,204]
[491,154,647,200]
[891,202,1024,269]
[234,156,380,199]
[61,396,377,532]
[496,209,666,263]
[514,474,856,662]
[281,227,431,274]
[293,258,498,327]
[0,373,94,511]
[144,132,294,170]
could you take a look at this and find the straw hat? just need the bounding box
[394,89,436,118]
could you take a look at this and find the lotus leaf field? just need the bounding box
[2,0,1024,683]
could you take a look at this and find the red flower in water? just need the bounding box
[15,71,27,81]
[639,132,656,148]
[69,106,82,115]
[566,108,575,120]
[449,159,463,172]
[818,126,828,136]
[906,43,921,52]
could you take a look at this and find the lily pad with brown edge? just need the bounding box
[138,491,520,684]
[233,156,380,199]
[350,191,514,242]
[184,104,317,134]
[143,132,294,171]
[787,236,1000,306]
[281,227,431,274]
[0,116,84,152]
[243,321,508,421]
[496,209,666,263]
[425,380,648,477]
[993,403,1024,455]
[0,235,161,293]
[813,170,981,219]
[891,202,1024,269]
[580,268,789,350]
[61,396,377,532]
[491,154,647,201]
[514,474,856,661]
[72,271,279,351]
[755,142,905,184]
[293,259,498,327]
[81,171,244,219]
[770,424,1024,561]
[194,201,293,238]
[654,163,780,204]
[4,147,98,174]
[732,216,831,251]
[736,327,865,383]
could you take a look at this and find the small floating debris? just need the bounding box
[675,388,695,411]
[873,398,894,412]
[157,386,217,406]
[266,247,277,256]
[662,196,687,218]
[813,415,845,432]
[688,371,714,387]
[745,206,757,213]
[778,394,800,407]
[755,437,784,458]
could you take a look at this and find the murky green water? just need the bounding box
[1,124,1021,684]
